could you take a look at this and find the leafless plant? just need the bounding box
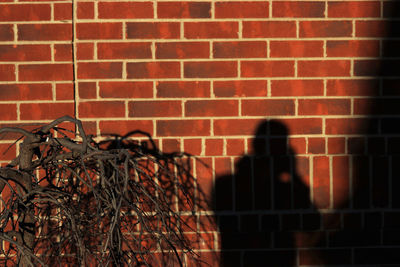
[0,116,211,266]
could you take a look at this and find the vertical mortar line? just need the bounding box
[51,44,55,62]
[153,0,157,19]
[223,138,227,156]
[51,3,54,21]
[294,60,298,78]
[323,40,327,58]
[309,155,314,203]
[238,20,243,39]
[352,19,356,38]
[267,79,271,97]
[122,61,127,79]
[323,79,327,96]
[94,0,98,19]
[94,41,98,60]
[324,0,328,18]
[72,0,78,122]
[180,22,184,40]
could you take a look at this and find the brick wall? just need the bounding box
[0,0,399,266]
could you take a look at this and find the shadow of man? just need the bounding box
[213,120,322,267]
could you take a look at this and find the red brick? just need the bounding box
[157,81,210,98]
[185,100,238,117]
[185,22,238,39]
[18,24,71,41]
[242,100,295,116]
[156,42,209,59]
[158,2,211,18]
[275,119,322,135]
[78,82,96,99]
[326,118,370,134]
[327,79,379,96]
[327,40,380,57]
[308,138,325,154]
[328,1,380,18]
[162,139,181,154]
[353,60,382,76]
[157,120,210,137]
[0,4,50,21]
[273,1,325,17]
[214,119,263,136]
[0,84,52,101]
[313,156,330,208]
[0,143,16,161]
[128,101,182,117]
[0,64,14,81]
[77,23,122,40]
[127,22,180,39]
[77,2,94,19]
[205,139,223,156]
[332,156,350,208]
[79,101,125,118]
[328,138,345,154]
[127,62,180,79]
[300,21,352,37]
[270,41,323,57]
[20,103,73,120]
[19,64,72,81]
[99,120,153,136]
[56,83,74,100]
[226,139,245,156]
[54,3,72,20]
[0,104,17,120]
[298,60,350,77]
[214,80,268,97]
[241,61,294,77]
[298,99,351,115]
[215,2,269,18]
[98,2,153,19]
[213,41,267,58]
[54,44,72,61]
[100,81,153,98]
[243,21,296,38]
[78,62,122,79]
[0,25,13,41]
[98,42,152,59]
[271,80,324,96]
[0,45,51,61]
[289,138,306,154]
[184,61,237,78]
[184,139,202,155]
[77,43,94,60]
[356,21,388,37]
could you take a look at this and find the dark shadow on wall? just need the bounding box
[213,121,323,267]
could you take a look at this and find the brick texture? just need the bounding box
[0,0,398,266]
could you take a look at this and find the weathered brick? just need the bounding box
[300,21,352,37]
[100,81,153,98]
[157,120,210,136]
[77,23,122,40]
[0,64,15,81]
[213,41,267,58]
[158,2,211,18]
[328,1,380,18]
[79,101,125,118]
[0,104,17,120]
[78,82,96,99]
[0,45,51,61]
[313,156,330,209]
[127,62,180,79]
[327,79,379,96]
[0,25,13,41]
[97,42,152,59]
[98,2,153,19]
[20,103,73,120]
[19,64,72,81]
[18,24,72,41]
[54,3,72,20]
[0,4,51,21]
[128,101,182,117]
[157,81,210,98]
[327,40,380,57]
[270,41,323,57]
[356,21,389,37]
[273,1,325,18]
[215,2,269,18]
[271,80,324,96]
[184,61,237,78]
[242,100,295,116]
[127,22,180,39]
[0,84,52,101]
[156,42,209,59]
[213,119,263,136]
[77,2,94,19]
[243,21,296,38]
[185,22,238,39]
[77,43,94,60]
[214,80,268,97]
[298,99,351,115]
[78,62,122,79]
[54,44,72,61]
[185,100,238,117]
[100,120,153,136]
[298,60,350,77]
[241,61,294,77]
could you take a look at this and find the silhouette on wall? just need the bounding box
[213,120,323,267]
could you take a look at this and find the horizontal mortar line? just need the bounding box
[92,96,378,101]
